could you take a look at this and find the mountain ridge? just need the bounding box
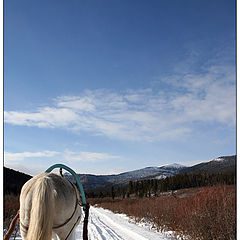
[4,155,236,195]
[179,155,236,175]
[72,155,236,191]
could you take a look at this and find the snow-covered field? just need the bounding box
[10,206,176,240]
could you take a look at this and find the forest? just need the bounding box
[86,172,236,199]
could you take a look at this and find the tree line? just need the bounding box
[86,172,236,199]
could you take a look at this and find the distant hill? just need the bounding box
[70,155,236,192]
[4,167,32,195]
[179,155,236,175]
[4,155,236,195]
[68,163,187,191]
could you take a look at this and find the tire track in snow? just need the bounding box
[89,211,124,240]
[74,207,175,240]
[91,208,148,240]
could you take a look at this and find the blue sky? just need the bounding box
[4,0,236,175]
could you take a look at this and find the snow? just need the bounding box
[76,207,174,240]
[158,163,186,169]
[9,206,175,240]
[213,158,224,162]
[155,174,166,180]
[74,207,175,240]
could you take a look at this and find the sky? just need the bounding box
[4,0,236,176]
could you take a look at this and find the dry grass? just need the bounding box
[4,194,20,233]
[89,185,236,240]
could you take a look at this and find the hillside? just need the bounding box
[74,155,236,192]
[71,163,186,192]
[4,167,32,195]
[179,155,236,175]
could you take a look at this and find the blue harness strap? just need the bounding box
[45,164,87,212]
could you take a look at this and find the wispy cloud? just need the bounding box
[4,55,235,141]
[4,107,79,128]
[63,150,120,162]
[4,150,122,175]
[4,150,60,162]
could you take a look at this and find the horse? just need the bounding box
[19,172,82,240]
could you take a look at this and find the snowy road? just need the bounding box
[10,206,175,240]
[74,207,175,240]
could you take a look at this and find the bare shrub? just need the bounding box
[4,194,19,231]
[93,185,236,240]
[179,185,236,239]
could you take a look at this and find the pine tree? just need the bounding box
[153,179,158,196]
[111,186,115,200]
[128,181,134,195]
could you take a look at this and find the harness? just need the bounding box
[4,164,90,240]
[53,180,90,240]
[46,164,90,240]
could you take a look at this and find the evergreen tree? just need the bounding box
[153,179,158,196]
[111,186,115,200]
[128,181,134,195]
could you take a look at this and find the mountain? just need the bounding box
[179,155,236,175]
[71,156,236,192]
[68,163,187,192]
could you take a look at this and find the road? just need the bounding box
[74,207,175,240]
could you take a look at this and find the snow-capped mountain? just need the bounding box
[179,155,236,175]
[68,163,187,191]
[158,163,186,171]
[212,157,228,162]
[64,155,236,192]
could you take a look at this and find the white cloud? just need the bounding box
[56,96,95,111]
[4,107,79,128]
[4,56,235,141]
[4,150,120,163]
[63,150,120,162]
[4,150,60,162]
[4,162,48,176]
[4,150,121,175]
